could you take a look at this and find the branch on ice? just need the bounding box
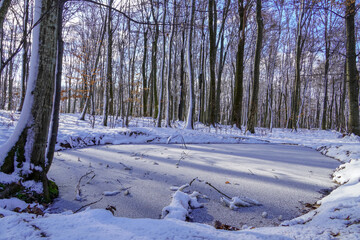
[75,170,95,201]
[221,196,261,210]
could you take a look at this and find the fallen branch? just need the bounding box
[167,134,187,149]
[205,182,232,199]
[176,151,189,168]
[74,197,103,213]
[189,177,198,186]
[75,170,95,201]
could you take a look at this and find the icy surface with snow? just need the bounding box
[0,111,359,239]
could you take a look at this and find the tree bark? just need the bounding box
[0,0,11,76]
[345,0,360,135]
[156,0,167,128]
[165,0,176,127]
[232,0,247,129]
[246,0,263,133]
[208,0,217,126]
[185,0,195,130]
[18,0,30,112]
[46,0,64,173]
[102,0,113,126]
[0,0,58,203]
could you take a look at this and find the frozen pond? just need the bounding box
[49,143,339,228]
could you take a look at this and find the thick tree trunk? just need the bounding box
[208,0,217,126]
[0,0,58,203]
[247,0,263,133]
[232,0,247,129]
[345,0,360,136]
[46,0,64,173]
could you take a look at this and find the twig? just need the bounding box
[167,134,187,149]
[176,151,189,168]
[189,177,198,186]
[248,169,255,175]
[205,182,232,199]
[75,170,95,200]
[74,197,103,213]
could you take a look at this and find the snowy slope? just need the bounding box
[0,110,359,239]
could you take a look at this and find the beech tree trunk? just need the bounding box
[18,0,29,112]
[246,0,263,133]
[165,0,176,127]
[102,0,113,126]
[208,0,217,126]
[232,0,247,129]
[185,0,195,130]
[156,0,167,128]
[0,0,11,76]
[345,0,360,136]
[0,0,58,203]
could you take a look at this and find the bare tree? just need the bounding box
[185,0,195,130]
[345,0,360,135]
[0,0,58,202]
[246,0,263,133]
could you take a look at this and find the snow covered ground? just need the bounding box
[0,110,359,239]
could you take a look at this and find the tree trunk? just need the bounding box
[0,0,11,76]
[208,0,217,126]
[150,0,159,119]
[165,0,176,127]
[246,0,263,133]
[46,0,64,173]
[185,0,195,130]
[178,27,186,121]
[0,0,58,203]
[18,0,29,112]
[321,4,331,130]
[102,0,113,126]
[142,28,148,117]
[156,0,167,128]
[345,0,360,136]
[232,0,247,129]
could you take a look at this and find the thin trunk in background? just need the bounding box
[156,0,167,128]
[165,0,176,127]
[18,0,29,112]
[185,0,195,130]
[102,0,113,126]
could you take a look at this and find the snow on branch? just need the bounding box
[220,196,261,210]
[161,184,203,221]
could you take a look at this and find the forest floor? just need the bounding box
[0,110,359,239]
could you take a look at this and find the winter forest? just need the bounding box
[0,0,359,134]
[0,0,360,239]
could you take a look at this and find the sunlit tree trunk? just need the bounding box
[0,0,58,203]
[185,0,195,129]
[345,0,360,135]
